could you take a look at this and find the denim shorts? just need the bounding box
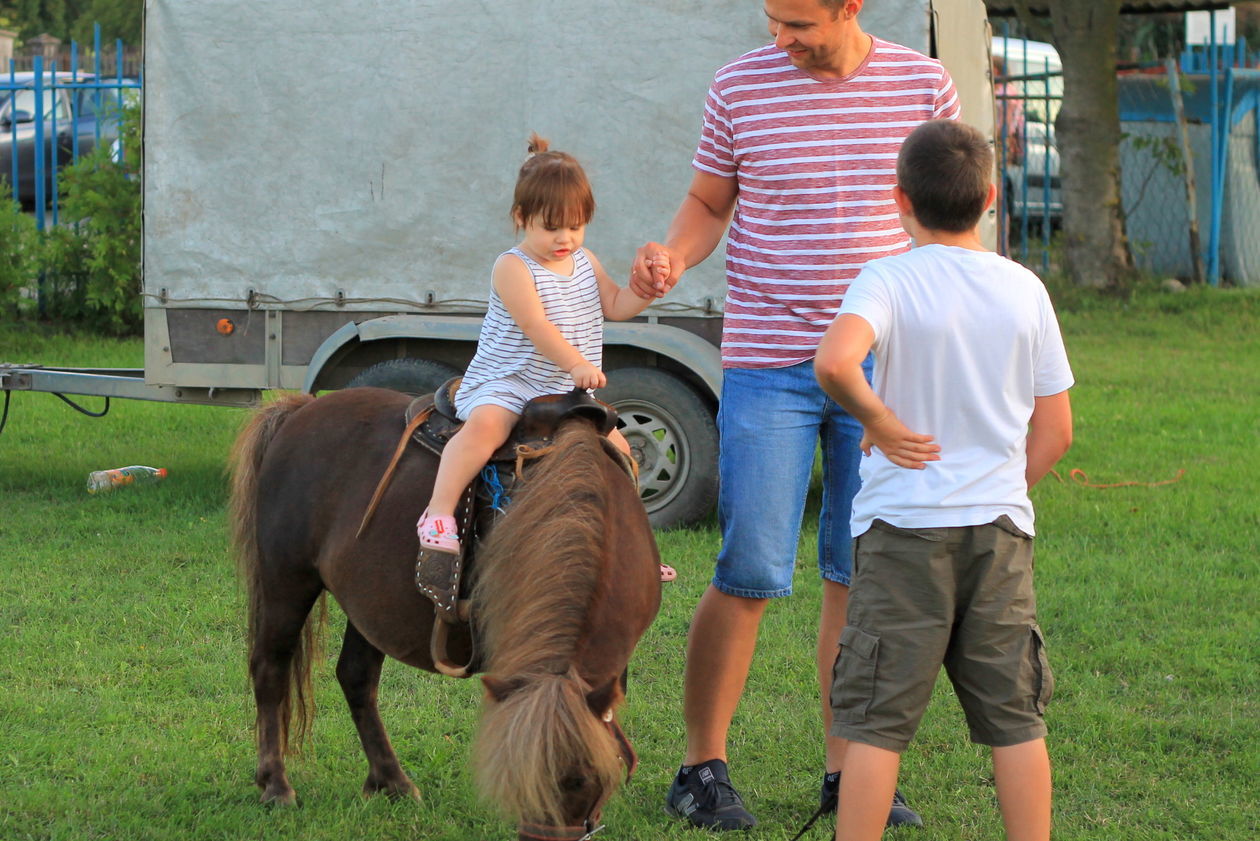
[712,357,871,599]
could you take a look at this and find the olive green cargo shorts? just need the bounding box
[829,517,1054,753]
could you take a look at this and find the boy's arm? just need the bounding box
[1025,390,1073,488]
[588,250,654,321]
[493,254,605,389]
[815,314,940,469]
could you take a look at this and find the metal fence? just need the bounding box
[0,26,141,231]
[993,28,1260,287]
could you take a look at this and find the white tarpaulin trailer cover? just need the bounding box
[143,0,991,315]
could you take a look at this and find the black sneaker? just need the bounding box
[820,770,841,814]
[664,759,757,830]
[819,772,923,828]
[887,787,923,828]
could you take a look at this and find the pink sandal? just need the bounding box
[417,510,461,554]
[659,563,677,582]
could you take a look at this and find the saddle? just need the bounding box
[357,378,631,678]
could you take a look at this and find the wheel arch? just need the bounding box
[303,315,724,403]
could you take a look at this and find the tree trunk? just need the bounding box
[1050,0,1132,288]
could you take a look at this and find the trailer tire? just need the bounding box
[601,367,717,530]
[345,358,459,396]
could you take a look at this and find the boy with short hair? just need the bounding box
[813,118,1074,841]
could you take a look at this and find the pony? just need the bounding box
[227,387,662,840]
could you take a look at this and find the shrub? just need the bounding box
[0,188,40,319]
[39,102,142,335]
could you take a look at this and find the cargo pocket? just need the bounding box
[831,626,880,724]
[1030,624,1054,714]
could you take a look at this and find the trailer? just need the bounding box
[4,0,995,528]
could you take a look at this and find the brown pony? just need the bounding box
[228,387,662,840]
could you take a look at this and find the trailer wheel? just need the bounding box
[346,358,459,396]
[601,367,718,530]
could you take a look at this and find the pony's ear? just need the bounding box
[481,674,525,702]
[585,678,622,720]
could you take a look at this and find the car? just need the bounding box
[991,36,1063,230]
[0,71,138,205]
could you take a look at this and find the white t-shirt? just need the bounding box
[838,244,1074,536]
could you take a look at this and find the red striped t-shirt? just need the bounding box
[693,38,960,368]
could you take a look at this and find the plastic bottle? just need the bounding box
[86,465,168,494]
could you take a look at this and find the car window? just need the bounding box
[1003,58,1063,125]
[5,87,69,121]
[76,86,127,118]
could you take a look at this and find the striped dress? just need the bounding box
[693,38,960,369]
[454,247,603,419]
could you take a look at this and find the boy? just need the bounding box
[813,119,1074,841]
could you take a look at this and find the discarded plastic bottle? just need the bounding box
[86,465,168,494]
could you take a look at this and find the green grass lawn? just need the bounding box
[1,287,1257,840]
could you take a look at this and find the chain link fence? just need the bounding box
[993,34,1260,287]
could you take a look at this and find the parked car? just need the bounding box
[991,36,1062,229]
[0,71,137,204]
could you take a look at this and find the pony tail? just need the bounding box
[527,132,550,156]
[228,392,322,753]
[473,669,622,826]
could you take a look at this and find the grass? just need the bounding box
[1,286,1257,840]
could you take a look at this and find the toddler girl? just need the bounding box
[416,134,675,579]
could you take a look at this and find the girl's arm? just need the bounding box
[493,253,605,389]
[587,250,654,321]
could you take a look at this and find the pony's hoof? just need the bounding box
[363,777,421,801]
[260,787,297,807]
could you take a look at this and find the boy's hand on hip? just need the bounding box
[862,412,941,470]
[569,361,607,390]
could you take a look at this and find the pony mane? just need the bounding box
[473,419,611,678]
[471,419,626,825]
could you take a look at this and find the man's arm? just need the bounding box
[1025,390,1073,488]
[815,314,940,469]
[630,170,738,298]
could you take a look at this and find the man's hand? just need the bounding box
[862,411,940,469]
[569,361,607,390]
[631,242,683,299]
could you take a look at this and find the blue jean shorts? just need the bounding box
[713,357,872,599]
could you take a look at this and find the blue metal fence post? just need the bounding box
[7,60,17,199]
[1041,55,1051,275]
[1019,36,1030,264]
[1207,12,1222,285]
[33,56,46,232]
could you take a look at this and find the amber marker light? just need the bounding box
[216,318,235,335]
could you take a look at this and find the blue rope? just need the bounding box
[480,464,511,513]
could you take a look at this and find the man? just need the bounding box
[631,0,959,830]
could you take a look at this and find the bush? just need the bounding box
[0,189,40,319]
[39,102,142,336]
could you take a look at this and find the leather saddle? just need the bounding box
[361,377,628,678]
[407,377,619,461]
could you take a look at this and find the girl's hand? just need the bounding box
[569,361,607,390]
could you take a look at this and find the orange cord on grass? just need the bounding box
[1049,468,1187,489]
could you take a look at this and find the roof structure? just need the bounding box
[985,1,1231,15]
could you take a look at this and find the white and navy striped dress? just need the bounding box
[454,247,603,419]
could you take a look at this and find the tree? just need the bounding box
[71,0,141,46]
[1007,0,1133,289]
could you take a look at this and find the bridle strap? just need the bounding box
[605,717,638,780]
[517,821,604,841]
[516,715,634,841]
